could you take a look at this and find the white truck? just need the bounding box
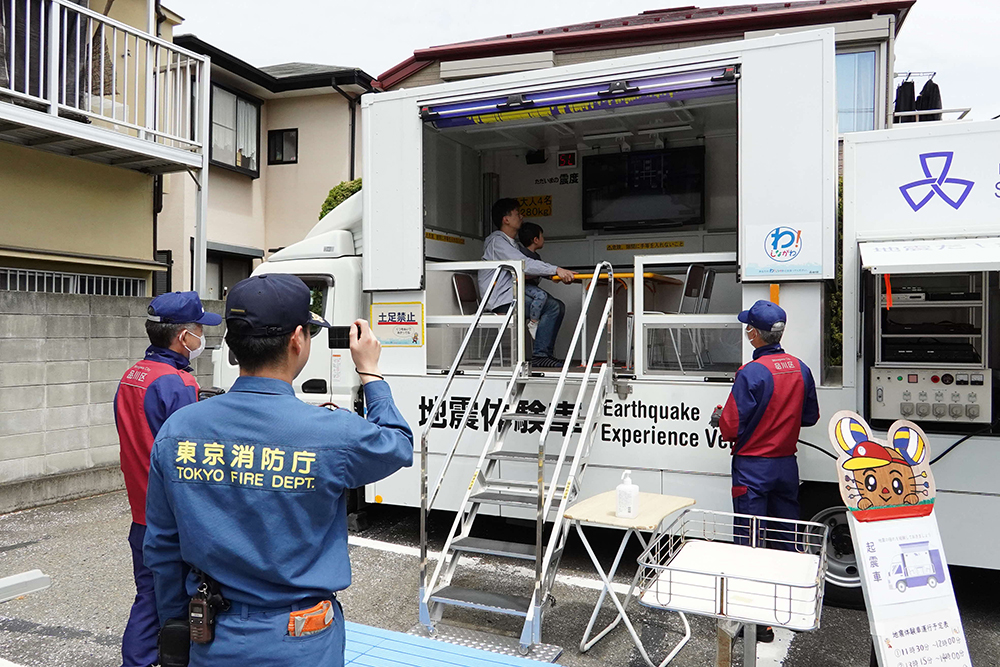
[214,27,1000,647]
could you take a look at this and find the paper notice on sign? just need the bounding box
[873,607,970,667]
[331,353,343,383]
[371,302,423,347]
[850,513,971,667]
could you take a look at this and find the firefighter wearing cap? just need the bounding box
[143,274,413,666]
[114,291,223,667]
[717,300,820,542]
[715,300,819,642]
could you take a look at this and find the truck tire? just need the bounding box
[799,482,865,609]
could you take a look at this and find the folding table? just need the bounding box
[564,490,695,667]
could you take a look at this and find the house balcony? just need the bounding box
[0,0,207,173]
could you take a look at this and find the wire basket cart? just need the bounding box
[637,509,829,632]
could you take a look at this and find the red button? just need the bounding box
[931,375,940,383]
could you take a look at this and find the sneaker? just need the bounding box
[531,356,564,368]
[527,320,539,339]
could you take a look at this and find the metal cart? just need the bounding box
[636,509,829,666]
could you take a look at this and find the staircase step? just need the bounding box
[429,585,530,617]
[489,480,567,494]
[470,487,570,510]
[486,451,567,464]
[451,536,538,560]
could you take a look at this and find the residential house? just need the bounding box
[0,0,208,295]
[158,35,374,299]
[0,0,216,509]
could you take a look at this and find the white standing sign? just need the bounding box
[850,515,971,667]
[828,411,971,667]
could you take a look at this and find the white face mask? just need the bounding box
[181,330,206,360]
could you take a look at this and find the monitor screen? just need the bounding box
[582,146,705,230]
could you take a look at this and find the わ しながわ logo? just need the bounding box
[764,226,802,262]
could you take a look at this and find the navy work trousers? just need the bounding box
[191,598,345,666]
[731,455,800,551]
[122,522,159,667]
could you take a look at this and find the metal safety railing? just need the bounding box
[0,0,207,151]
[418,261,524,613]
[520,261,614,648]
[417,261,616,653]
[0,266,146,295]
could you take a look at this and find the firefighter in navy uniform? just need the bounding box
[715,300,819,644]
[143,274,413,666]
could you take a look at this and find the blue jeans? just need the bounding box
[731,455,799,551]
[122,523,158,667]
[524,283,548,322]
[529,290,564,358]
[191,598,345,666]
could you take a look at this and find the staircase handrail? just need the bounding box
[419,261,523,616]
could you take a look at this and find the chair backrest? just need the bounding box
[676,264,706,314]
[698,269,716,314]
[452,272,480,316]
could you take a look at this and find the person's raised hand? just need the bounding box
[350,319,382,383]
[556,267,576,284]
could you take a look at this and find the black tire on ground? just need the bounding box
[799,482,866,609]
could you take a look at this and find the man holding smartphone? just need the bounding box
[144,274,414,666]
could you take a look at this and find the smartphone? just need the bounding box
[328,324,361,349]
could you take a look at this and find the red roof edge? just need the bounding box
[383,0,913,85]
[375,56,435,91]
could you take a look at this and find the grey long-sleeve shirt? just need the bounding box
[478,230,558,310]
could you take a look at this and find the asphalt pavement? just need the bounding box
[0,492,997,666]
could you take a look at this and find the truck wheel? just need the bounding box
[799,483,865,609]
[896,580,907,592]
[927,576,937,588]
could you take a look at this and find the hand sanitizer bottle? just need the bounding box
[616,470,639,519]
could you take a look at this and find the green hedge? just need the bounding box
[319,178,362,220]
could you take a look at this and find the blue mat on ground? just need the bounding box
[345,622,562,667]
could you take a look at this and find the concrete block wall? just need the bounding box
[0,292,225,513]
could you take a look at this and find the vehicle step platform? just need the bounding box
[429,585,531,617]
[452,536,538,560]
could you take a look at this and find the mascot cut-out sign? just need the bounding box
[828,410,935,522]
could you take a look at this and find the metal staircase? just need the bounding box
[419,261,616,654]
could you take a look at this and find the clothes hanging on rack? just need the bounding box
[894,80,916,123]
[915,79,942,122]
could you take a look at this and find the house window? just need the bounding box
[268,129,298,165]
[836,50,877,134]
[210,85,261,177]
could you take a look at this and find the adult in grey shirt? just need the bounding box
[479,198,575,367]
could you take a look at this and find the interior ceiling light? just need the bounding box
[581,130,633,141]
[637,124,693,134]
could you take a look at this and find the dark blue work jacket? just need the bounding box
[143,376,413,624]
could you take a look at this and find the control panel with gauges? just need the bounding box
[869,368,991,423]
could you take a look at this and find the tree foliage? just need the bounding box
[318,178,362,220]
[825,178,844,369]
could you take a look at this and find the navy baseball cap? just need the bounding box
[147,291,222,326]
[738,300,786,332]
[225,274,331,337]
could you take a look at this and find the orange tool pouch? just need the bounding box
[288,600,334,638]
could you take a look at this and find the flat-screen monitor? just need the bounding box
[582,146,705,230]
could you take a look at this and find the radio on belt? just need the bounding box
[868,271,992,426]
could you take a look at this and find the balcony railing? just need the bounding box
[0,0,206,154]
